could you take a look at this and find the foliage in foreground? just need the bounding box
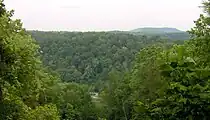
[2,0,210,119]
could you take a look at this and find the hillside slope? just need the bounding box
[29,31,174,83]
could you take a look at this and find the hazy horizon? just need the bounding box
[5,0,202,32]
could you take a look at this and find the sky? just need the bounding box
[5,0,202,31]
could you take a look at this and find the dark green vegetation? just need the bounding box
[29,31,177,83]
[2,0,210,119]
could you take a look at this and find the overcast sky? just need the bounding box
[5,0,202,31]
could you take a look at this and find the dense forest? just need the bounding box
[29,31,181,84]
[1,0,210,120]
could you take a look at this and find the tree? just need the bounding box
[42,82,98,120]
[0,1,60,119]
[146,1,210,118]
[148,45,210,119]
[188,0,210,67]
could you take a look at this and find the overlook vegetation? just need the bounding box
[1,0,210,120]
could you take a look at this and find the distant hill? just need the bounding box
[129,27,190,40]
[130,27,184,34]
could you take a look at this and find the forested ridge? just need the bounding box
[2,0,210,120]
[29,31,179,84]
[129,27,190,41]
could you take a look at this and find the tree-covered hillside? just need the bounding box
[29,31,172,83]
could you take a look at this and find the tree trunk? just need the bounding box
[0,86,2,103]
[122,100,128,120]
